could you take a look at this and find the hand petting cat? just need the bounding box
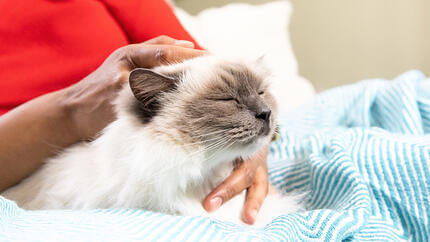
[0,36,269,225]
[63,35,207,141]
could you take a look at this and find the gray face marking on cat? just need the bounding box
[187,63,275,146]
[127,56,277,152]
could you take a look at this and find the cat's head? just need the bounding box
[120,55,277,160]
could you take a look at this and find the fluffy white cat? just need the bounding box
[3,56,302,227]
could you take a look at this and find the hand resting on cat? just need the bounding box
[2,55,303,227]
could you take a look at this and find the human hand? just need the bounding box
[62,36,206,140]
[203,145,270,225]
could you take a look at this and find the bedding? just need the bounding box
[1,70,429,241]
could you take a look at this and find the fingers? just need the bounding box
[203,159,257,212]
[242,147,269,224]
[143,35,195,49]
[114,35,206,70]
[125,44,207,70]
[242,165,269,225]
[203,145,270,225]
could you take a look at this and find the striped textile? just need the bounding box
[1,70,429,241]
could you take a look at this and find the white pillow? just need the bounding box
[173,1,316,112]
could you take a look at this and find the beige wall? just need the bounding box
[175,0,430,91]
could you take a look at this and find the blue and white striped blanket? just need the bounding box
[1,70,429,241]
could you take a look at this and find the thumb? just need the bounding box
[143,35,195,49]
[126,44,207,69]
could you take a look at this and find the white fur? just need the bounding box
[3,56,303,227]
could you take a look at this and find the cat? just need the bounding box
[2,55,303,227]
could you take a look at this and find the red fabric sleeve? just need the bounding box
[100,0,202,49]
[0,0,201,115]
[0,0,128,115]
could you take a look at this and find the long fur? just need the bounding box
[3,56,303,227]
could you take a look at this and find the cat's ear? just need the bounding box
[252,55,270,76]
[255,55,265,64]
[129,68,177,118]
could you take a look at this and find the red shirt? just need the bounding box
[0,0,200,115]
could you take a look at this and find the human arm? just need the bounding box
[0,36,205,192]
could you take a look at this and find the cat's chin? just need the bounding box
[232,135,271,160]
[204,135,270,169]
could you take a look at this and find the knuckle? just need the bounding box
[111,46,128,60]
[150,35,173,45]
[113,45,134,62]
[157,35,170,42]
[112,45,137,69]
[243,167,256,185]
[223,185,236,201]
[154,47,170,64]
[118,44,135,55]
[233,158,244,170]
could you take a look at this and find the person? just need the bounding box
[0,0,269,225]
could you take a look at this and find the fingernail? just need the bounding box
[250,209,257,220]
[209,197,222,211]
[246,209,257,224]
[175,40,194,48]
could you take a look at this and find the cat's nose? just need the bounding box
[256,109,271,122]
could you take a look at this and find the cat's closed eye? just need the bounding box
[215,97,239,103]
[258,91,265,95]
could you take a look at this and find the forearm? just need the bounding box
[0,90,79,192]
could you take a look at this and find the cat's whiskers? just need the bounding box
[142,136,234,184]
[190,129,229,139]
[141,137,231,183]
[186,136,230,159]
[180,131,229,148]
[200,137,236,165]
